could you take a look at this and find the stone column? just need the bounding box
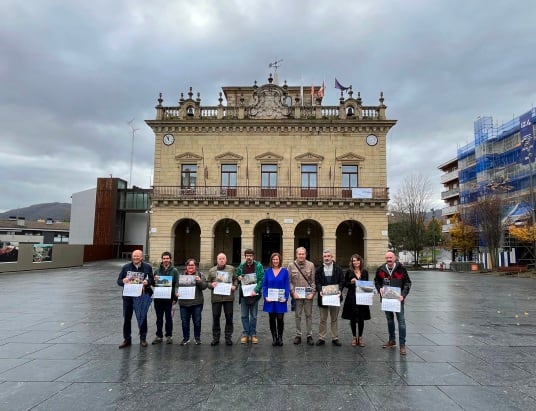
[199,234,215,270]
[282,234,295,266]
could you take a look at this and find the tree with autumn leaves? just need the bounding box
[449,213,477,260]
[508,222,536,265]
[509,224,536,243]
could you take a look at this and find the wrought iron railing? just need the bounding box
[152,186,388,201]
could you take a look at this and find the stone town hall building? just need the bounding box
[145,75,396,269]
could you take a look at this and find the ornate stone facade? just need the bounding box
[146,75,396,269]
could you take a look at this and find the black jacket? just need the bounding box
[117,261,154,297]
[315,263,344,307]
[341,268,371,321]
[374,262,411,299]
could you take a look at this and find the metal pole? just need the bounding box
[529,150,536,266]
[431,208,435,269]
[522,136,536,266]
[530,160,535,224]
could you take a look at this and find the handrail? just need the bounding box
[151,186,388,201]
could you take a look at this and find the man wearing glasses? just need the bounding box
[236,249,264,344]
[152,251,179,345]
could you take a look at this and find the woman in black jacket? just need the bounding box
[341,254,371,347]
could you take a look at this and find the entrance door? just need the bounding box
[232,237,241,265]
[261,233,281,265]
[297,238,310,257]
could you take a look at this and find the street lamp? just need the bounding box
[431,208,436,270]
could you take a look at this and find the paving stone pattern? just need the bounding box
[0,260,535,410]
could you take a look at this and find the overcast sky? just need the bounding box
[1,0,535,213]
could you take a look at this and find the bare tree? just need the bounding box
[391,174,433,266]
[468,194,505,269]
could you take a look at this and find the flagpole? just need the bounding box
[289,146,292,196]
[246,147,250,196]
[201,146,206,188]
[333,147,337,194]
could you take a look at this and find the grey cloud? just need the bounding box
[1,0,536,212]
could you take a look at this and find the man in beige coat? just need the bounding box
[288,247,316,345]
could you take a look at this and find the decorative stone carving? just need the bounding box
[336,153,365,162]
[215,152,244,161]
[248,84,291,119]
[294,152,325,162]
[255,152,284,161]
[175,152,203,162]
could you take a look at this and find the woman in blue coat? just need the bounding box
[262,252,289,346]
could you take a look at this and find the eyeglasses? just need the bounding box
[187,264,196,266]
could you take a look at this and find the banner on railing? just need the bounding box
[352,188,373,199]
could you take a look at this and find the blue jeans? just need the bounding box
[180,304,203,341]
[240,297,259,337]
[384,302,406,345]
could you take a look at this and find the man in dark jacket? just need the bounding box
[117,250,154,348]
[315,249,344,346]
[152,251,179,345]
[374,251,412,355]
[207,253,238,346]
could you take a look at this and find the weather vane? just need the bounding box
[268,58,283,72]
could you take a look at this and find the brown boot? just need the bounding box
[118,340,131,349]
[382,340,396,348]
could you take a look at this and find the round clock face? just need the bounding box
[163,134,175,146]
[366,134,378,146]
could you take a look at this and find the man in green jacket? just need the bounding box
[152,251,179,345]
[236,248,264,344]
[207,253,238,346]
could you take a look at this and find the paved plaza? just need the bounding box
[0,260,536,410]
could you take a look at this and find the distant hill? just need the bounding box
[0,202,71,221]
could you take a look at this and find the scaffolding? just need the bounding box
[457,108,536,267]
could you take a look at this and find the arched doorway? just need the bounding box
[213,219,242,265]
[174,219,201,266]
[336,220,365,267]
[294,219,323,266]
[254,220,283,266]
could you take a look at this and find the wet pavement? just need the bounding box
[1,260,535,410]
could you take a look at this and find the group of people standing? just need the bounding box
[117,248,411,355]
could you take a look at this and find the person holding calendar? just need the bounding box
[374,251,412,355]
[262,252,289,346]
[117,250,154,348]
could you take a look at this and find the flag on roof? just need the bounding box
[334,78,350,92]
[318,81,325,98]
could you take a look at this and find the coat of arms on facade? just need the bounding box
[248,83,291,119]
